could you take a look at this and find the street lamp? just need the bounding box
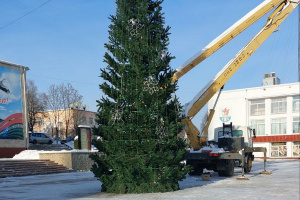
[69,102,86,149]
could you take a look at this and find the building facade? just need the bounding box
[208,81,300,159]
[34,109,98,140]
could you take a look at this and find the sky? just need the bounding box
[0,0,298,127]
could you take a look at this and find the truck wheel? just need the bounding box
[223,160,234,177]
[188,165,203,176]
[218,170,225,176]
[244,156,252,173]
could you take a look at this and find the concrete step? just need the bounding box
[0,170,74,178]
[0,159,75,178]
[1,167,71,172]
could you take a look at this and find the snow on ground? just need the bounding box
[12,149,98,160]
[11,142,98,160]
[64,141,97,150]
[0,159,299,200]
[12,150,42,159]
[64,141,74,149]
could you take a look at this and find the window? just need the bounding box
[293,141,300,157]
[232,130,243,137]
[250,100,265,115]
[271,118,286,135]
[38,118,44,126]
[89,118,94,125]
[218,130,243,137]
[293,96,300,112]
[293,117,300,134]
[271,142,287,157]
[251,120,265,135]
[94,119,98,125]
[81,116,87,124]
[271,98,287,114]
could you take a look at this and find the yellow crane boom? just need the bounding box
[172,0,286,83]
[178,0,299,150]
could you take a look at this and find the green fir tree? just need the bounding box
[91,0,190,193]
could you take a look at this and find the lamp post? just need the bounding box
[69,102,86,149]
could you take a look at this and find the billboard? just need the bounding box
[0,65,24,139]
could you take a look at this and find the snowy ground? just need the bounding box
[0,158,299,200]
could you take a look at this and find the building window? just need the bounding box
[251,120,265,135]
[81,116,87,125]
[250,100,265,115]
[293,117,300,134]
[271,118,286,135]
[94,119,98,125]
[38,118,44,126]
[271,98,287,114]
[293,141,300,157]
[293,95,300,112]
[271,142,287,157]
[89,118,94,125]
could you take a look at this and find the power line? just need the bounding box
[0,0,52,31]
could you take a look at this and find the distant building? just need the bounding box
[34,109,98,139]
[262,72,280,86]
[208,74,300,159]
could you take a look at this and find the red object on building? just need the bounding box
[253,135,300,143]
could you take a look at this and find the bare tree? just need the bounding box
[26,79,46,132]
[59,83,82,138]
[45,84,62,143]
[200,112,209,133]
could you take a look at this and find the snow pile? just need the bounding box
[64,141,97,151]
[12,148,98,160]
[64,141,74,149]
[12,150,42,159]
[218,134,232,138]
[189,144,225,154]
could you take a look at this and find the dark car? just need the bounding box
[61,136,75,144]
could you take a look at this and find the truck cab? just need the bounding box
[214,123,254,152]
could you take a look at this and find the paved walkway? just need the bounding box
[0,159,299,200]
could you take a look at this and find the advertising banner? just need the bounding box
[0,65,24,139]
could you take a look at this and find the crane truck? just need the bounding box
[172,0,299,178]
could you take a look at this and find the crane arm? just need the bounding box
[184,0,299,150]
[172,0,285,83]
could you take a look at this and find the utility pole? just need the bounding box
[298,5,300,82]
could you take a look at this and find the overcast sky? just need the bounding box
[0,0,298,127]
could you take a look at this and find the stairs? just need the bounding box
[0,159,75,178]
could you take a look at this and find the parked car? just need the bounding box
[29,132,54,144]
[61,136,75,144]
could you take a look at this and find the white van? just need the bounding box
[29,132,54,144]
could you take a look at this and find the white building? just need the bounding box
[207,77,300,159]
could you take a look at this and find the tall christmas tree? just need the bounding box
[91,0,190,193]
